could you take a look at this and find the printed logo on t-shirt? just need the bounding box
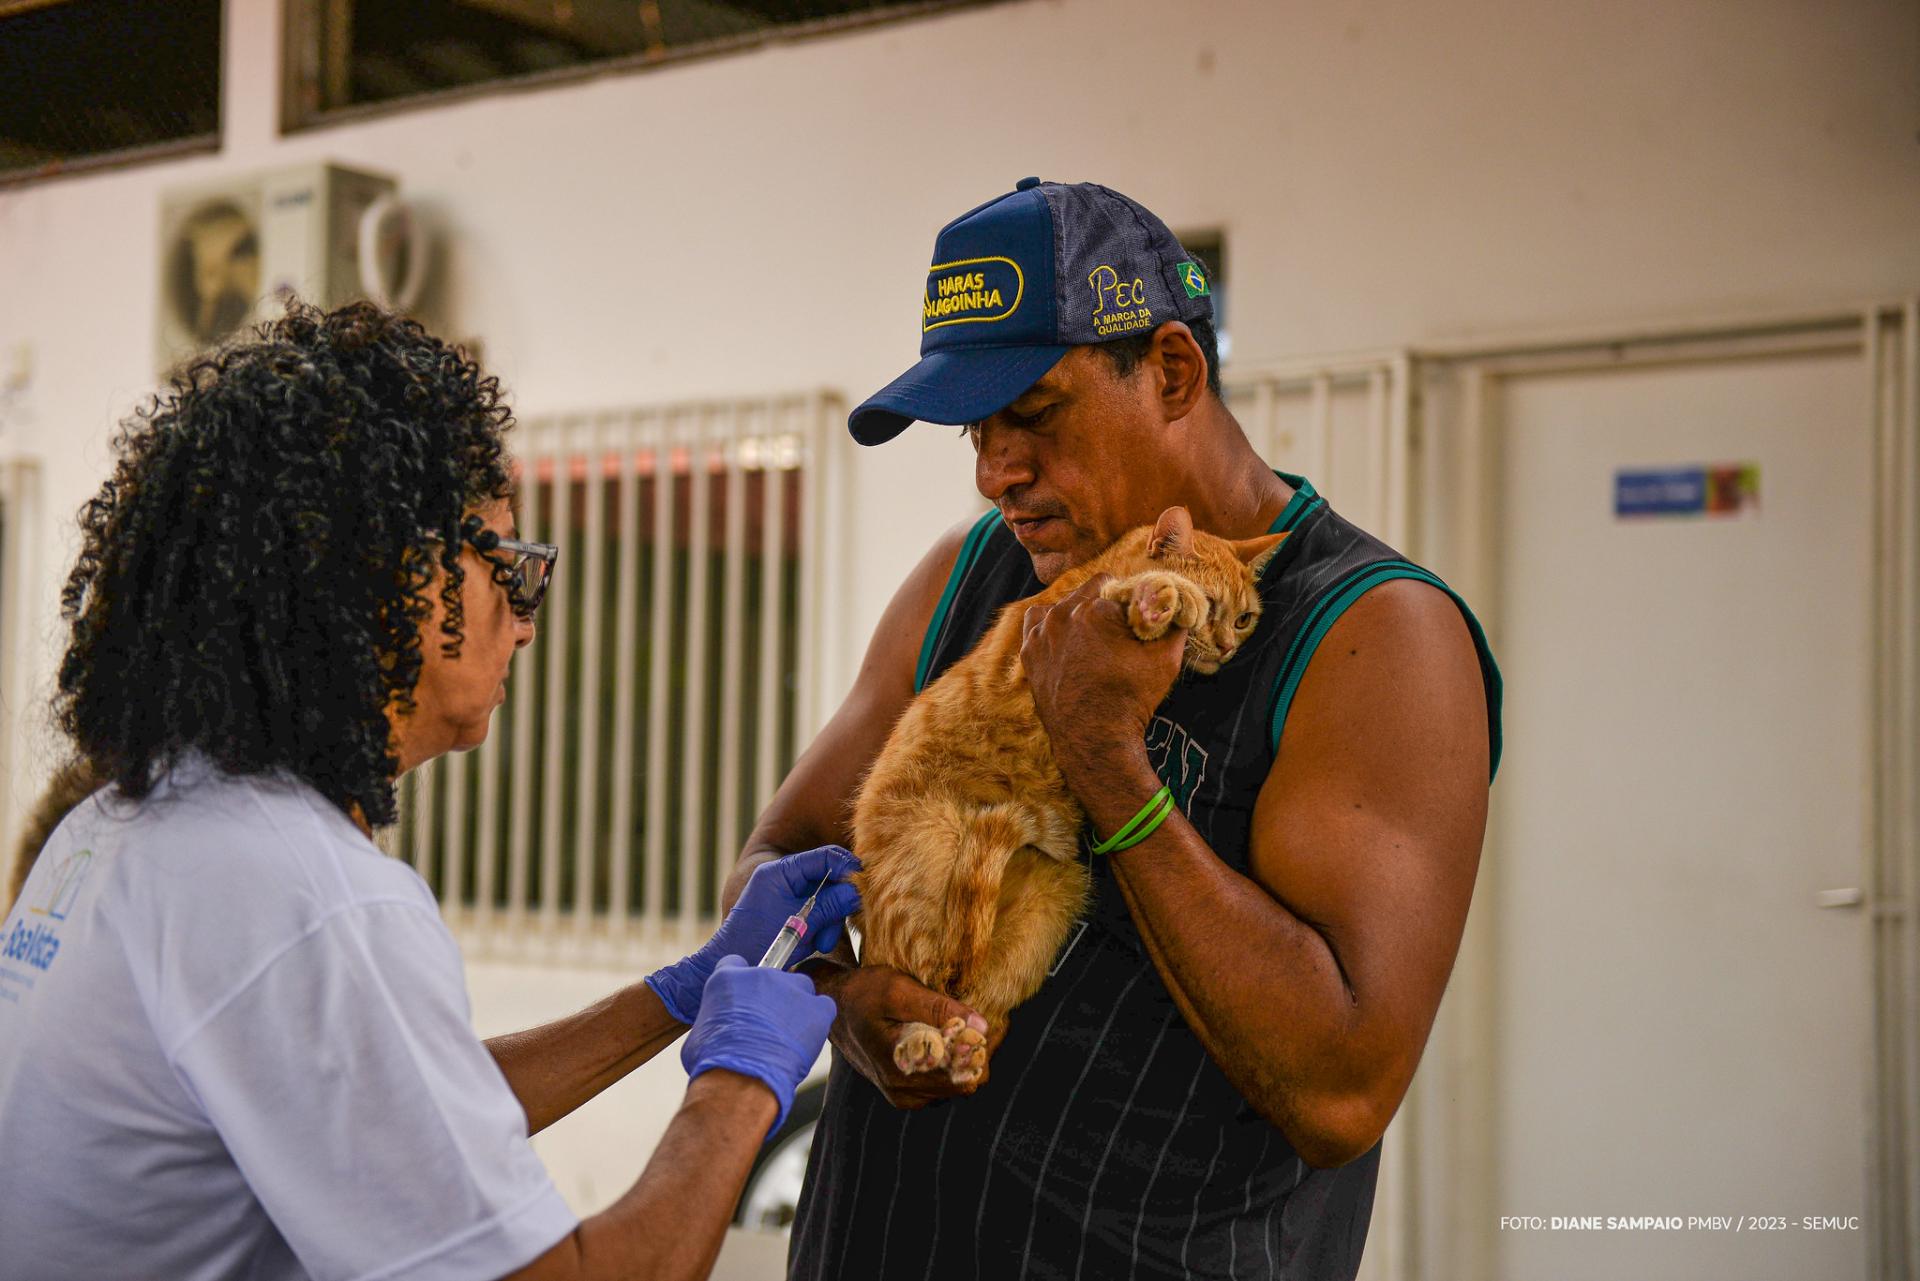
[28,849,93,922]
[1143,718,1209,814]
[1,849,93,994]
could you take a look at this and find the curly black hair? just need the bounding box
[55,299,515,829]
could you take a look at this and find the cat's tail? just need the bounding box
[947,804,1032,989]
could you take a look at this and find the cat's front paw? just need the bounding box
[893,1021,949,1075]
[942,1016,989,1086]
[1117,572,1209,640]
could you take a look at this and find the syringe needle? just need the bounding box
[758,870,832,969]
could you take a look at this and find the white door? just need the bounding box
[1491,346,1873,1281]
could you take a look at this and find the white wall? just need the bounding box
[1,0,1915,1248]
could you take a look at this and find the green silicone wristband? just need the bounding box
[1091,785,1175,855]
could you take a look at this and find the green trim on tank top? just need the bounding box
[915,508,1003,693]
[1266,558,1504,781]
[1268,471,1325,534]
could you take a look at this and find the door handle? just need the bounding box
[1814,887,1864,909]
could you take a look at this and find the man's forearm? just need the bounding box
[721,824,829,913]
[719,844,781,915]
[486,981,687,1136]
[1068,744,1378,1165]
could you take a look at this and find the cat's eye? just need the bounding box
[1234,612,1255,630]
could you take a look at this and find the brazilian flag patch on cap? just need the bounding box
[1177,261,1209,298]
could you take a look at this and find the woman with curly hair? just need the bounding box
[0,301,859,1281]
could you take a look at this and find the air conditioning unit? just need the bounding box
[155,163,395,374]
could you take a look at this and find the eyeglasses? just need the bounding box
[459,515,558,619]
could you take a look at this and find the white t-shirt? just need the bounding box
[0,756,577,1281]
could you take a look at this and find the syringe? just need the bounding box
[757,873,829,969]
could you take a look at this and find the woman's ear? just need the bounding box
[1148,506,1195,559]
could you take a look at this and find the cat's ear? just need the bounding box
[1148,506,1194,559]
[1231,532,1289,580]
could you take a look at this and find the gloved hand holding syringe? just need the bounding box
[645,845,862,1025]
[758,873,833,969]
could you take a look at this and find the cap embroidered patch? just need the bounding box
[1177,261,1210,298]
[1088,263,1155,337]
[923,256,1024,330]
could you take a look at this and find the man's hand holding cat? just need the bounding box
[801,962,997,1108]
[1021,574,1186,784]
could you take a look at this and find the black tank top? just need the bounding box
[789,472,1501,1281]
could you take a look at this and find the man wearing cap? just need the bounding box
[724,178,1501,1281]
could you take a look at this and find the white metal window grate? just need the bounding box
[1224,353,1414,549]
[385,393,842,966]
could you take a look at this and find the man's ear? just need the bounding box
[1230,532,1289,579]
[1149,321,1209,422]
[1149,506,1194,559]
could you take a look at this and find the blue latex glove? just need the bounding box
[645,845,861,1025]
[682,955,836,1137]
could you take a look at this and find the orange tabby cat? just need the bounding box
[851,506,1287,1084]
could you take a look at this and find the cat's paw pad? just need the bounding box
[1125,573,1206,639]
[893,1021,948,1075]
[941,1016,989,1086]
[1121,572,1182,637]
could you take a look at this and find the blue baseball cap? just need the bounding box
[849,177,1217,446]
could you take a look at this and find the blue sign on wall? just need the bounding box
[1615,468,1706,516]
[1615,464,1760,519]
